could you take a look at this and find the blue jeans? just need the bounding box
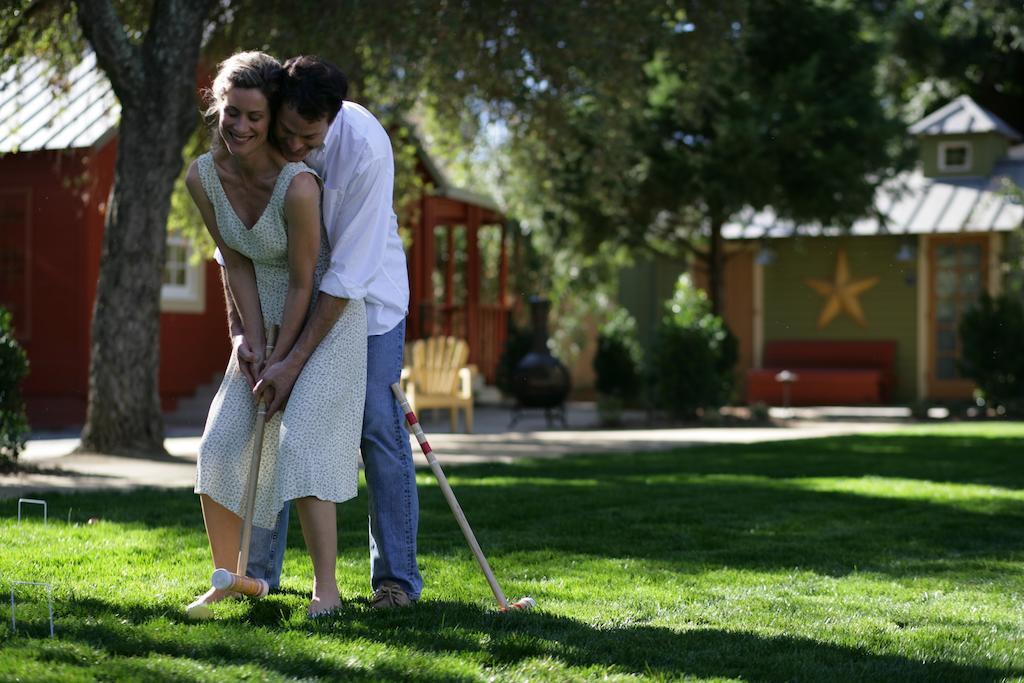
[246,319,423,599]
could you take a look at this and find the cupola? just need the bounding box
[908,95,1021,178]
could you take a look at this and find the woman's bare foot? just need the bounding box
[185,587,238,620]
[308,588,341,618]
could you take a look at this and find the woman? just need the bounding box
[184,52,367,618]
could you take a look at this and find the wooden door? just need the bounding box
[0,189,32,340]
[927,235,988,399]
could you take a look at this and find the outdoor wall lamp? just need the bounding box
[895,242,916,262]
[755,244,776,265]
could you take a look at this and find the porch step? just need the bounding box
[164,374,223,428]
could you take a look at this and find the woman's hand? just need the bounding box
[238,332,266,388]
[231,334,257,388]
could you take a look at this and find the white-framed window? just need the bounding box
[161,233,205,313]
[938,141,972,173]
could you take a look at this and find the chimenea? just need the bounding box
[510,297,571,427]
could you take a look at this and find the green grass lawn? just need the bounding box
[2,423,1023,681]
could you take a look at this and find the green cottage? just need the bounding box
[713,95,1023,405]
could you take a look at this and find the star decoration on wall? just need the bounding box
[805,248,880,328]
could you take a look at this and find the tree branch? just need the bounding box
[0,0,60,54]
[642,234,709,263]
[74,0,143,101]
[675,237,710,263]
[146,0,212,63]
[144,0,213,150]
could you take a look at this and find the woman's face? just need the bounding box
[218,86,270,157]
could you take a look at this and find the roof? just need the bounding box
[723,157,1024,239]
[0,52,120,154]
[416,144,502,214]
[908,94,1022,140]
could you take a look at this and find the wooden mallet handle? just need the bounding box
[236,325,280,578]
[391,382,516,610]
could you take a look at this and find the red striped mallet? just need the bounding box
[391,382,536,612]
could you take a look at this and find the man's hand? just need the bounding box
[233,334,262,388]
[254,358,301,418]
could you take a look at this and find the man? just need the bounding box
[221,55,421,608]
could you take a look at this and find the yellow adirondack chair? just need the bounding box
[401,336,474,433]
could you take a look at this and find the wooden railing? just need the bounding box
[476,304,508,385]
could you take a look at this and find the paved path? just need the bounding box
[1,404,906,500]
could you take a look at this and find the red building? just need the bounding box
[0,54,509,428]
[407,153,510,385]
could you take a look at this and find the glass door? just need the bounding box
[928,236,987,399]
[430,224,467,339]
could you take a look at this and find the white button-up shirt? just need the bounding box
[214,101,409,336]
[303,102,409,336]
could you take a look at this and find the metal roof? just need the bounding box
[908,94,1021,140]
[0,52,120,154]
[723,154,1024,239]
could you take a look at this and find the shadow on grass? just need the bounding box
[5,432,1024,581]
[180,479,1024,581]
[10,489,1024,587]
[0,468,121,500]
[13,595,1016,682]
[409,433,1024,582]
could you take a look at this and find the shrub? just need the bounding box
[646,275,738,419]
[0,306,30,469]
[593,308,641,402]
[959,292,1024,416]
[749,402,770,422]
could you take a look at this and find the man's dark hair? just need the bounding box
[280,56,348,123]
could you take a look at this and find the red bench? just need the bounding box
[746,340,897,405]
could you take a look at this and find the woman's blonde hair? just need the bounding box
[202,51,282,128]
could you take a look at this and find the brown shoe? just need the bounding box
[371,580,414,609]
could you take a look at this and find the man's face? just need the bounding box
[274,104,330,162]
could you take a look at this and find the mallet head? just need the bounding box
[501,596,537,612]
[211,568,269,598]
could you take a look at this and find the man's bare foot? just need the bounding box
[185,587,238,620]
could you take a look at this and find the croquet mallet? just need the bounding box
[209,325,281,599]
[391,382,536,612]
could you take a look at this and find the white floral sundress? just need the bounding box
[194,152,367,529]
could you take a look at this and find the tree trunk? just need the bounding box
[76,0,211,455]
[79,111,180,455]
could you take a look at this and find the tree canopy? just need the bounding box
[450,1,914,313]
[864,0,1024,131]
[1,0,738,451]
